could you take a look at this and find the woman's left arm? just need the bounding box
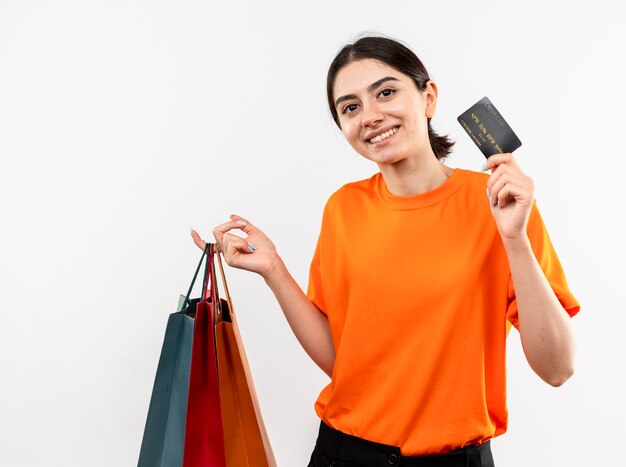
[484,153,576,387]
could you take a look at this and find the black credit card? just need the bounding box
[457,96,522,158]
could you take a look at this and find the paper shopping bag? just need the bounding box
[213,247,277,467]
[182,243,227,466]
[137,245,211,467]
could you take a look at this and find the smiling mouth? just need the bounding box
[368,126,400,144]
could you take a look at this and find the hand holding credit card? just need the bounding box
[457,96,522,158]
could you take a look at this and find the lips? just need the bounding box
[365,125,400,142]
[367,126,400,145]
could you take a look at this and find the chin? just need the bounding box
[368,149,405,163]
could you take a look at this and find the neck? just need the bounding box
[378,150,454,196]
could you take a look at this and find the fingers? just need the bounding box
[193,214,257,256]
[228,214,254,232]
[212,214,260,255]
[213,215,254,237]
[220,232,256,272]
[222,232,254,257]
[487,167,521,206]
[213,217,252,246]
[190,229,207,251]
[493,182,524,208]
[481,153,518,173]
[486,162,534,208]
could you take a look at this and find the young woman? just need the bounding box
[191,34,580,467]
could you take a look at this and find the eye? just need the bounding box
[341,103,359,115]
[340,88,396,115]
[378,88,396,98]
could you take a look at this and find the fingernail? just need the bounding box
[236,220,248,226]
[480,162,489,172]
[486,187,491,199]
[190,228,194,238]
[247,242,256,252]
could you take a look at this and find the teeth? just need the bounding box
[369,126,398,143]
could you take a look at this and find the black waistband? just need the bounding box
[315,420,493,467]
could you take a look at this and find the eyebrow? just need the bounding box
[335,76,400,109]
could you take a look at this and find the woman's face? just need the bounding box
[333,58,438,166]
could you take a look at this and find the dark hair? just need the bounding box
[326,33,455,161]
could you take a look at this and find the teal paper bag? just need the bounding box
[138,246,210,466]
[137,309,195,467]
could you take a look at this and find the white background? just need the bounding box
[1,1,624,465]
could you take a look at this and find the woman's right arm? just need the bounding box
[191,214,335,378]
[262,254,335,378]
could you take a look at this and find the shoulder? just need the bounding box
[460,167,490,186]
[323,173,379,211]
[456,168,494,201]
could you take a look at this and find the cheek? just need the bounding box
[385,101,407,115]
[343,122,361,143]
[387,103,422,131]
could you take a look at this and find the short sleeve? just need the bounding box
[306,232,327,316]
[506,199,581,332]
[307,195,336,316]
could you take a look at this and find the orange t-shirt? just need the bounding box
[306,167,580,455]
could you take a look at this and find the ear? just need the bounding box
[424,80,439,118]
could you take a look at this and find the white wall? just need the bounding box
[1,0,624,465]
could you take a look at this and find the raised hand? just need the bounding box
[191,214,279,279]
[483,153,534,242]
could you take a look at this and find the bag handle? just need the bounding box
[204,244,225,322]
[202,243,218,303]
[182,242,229,317]
[215,245,234,318]
[182,243,211,309]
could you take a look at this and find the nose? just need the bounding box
[361,101,384,127]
